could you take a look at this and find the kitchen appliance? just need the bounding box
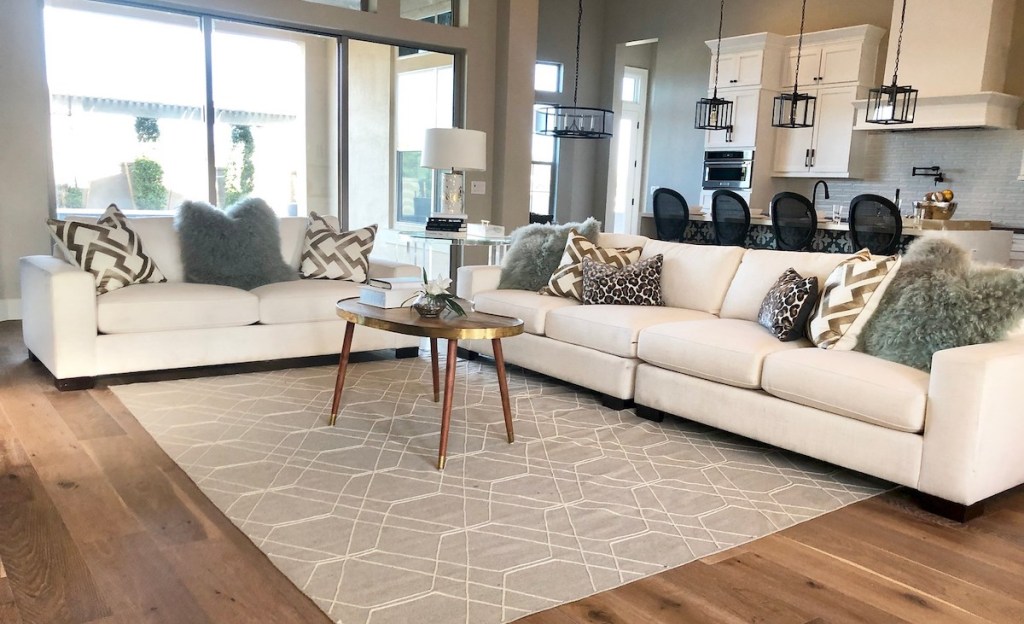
[702,149,753,190]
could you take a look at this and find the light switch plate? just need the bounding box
[470,181,486,195]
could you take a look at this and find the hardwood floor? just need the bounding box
[1,320,1022,623]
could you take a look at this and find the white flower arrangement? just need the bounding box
[411,270,466,316]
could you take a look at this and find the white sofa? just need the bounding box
[20,216,421,389]
[458,232,1024,520]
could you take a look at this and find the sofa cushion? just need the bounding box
[637,318,808,389]
[300,212,377,282]
[474,290,579,335]
[757,268,818,342]
[546,305,714,358]
[97,283,259,334]
[581,254,663,306]
[762,348,929,433]
[639,241,744,314]
[720,249,853,322]
[175,198,298,290]
[540,229,642,300]
[252,280,364,324]
[47,204,167,295]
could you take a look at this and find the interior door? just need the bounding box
[608,66,648,234]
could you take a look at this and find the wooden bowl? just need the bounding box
[929,201,958,220]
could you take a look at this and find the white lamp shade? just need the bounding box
[420,128,487,171]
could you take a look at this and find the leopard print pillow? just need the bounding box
[757,268,819,341]
[581,254,664,306]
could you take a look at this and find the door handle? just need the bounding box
[804,149,810,168]
[811,148,816,167]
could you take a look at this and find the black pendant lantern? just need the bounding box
[866,0,918,125]
[695,0,733,133]
[772,0,816,129]
[535,0,613,139]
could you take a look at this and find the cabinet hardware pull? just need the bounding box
[810,148,816,167]
[729,79,738,83]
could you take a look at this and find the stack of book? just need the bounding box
[358,276,423,309]
[425,213,468,238]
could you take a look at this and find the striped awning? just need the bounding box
[51,94,297,124]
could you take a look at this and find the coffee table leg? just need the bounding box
[329,322,355,426]
[492,338,515,444]
[438,338,458,470]
[430,337,440,402]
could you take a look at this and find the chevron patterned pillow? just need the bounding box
[539,228,642,300]
[808,248,902,350]
[301,212,377,282]
[47,203,167,295]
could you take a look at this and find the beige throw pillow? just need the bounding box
[539,228,642,300]
[808,248,902,350]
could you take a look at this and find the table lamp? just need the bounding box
[421,128,486,215]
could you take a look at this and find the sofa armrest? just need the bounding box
[19,255,99,380]
[919,337,1024,505]
[457,265,503,300]
[367,257,421,280]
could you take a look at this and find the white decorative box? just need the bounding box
[358,285,416,308]
[467,222,505,237]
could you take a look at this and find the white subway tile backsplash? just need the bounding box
[823,129,1024,228]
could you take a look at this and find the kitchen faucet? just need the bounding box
[812,180,830,210]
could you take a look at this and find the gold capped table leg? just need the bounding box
[492,338,515,443]
[430,337,440,402]
[329,322,355,426]
[437,338,458,470]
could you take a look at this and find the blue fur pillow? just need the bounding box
[857,238,1024,371]
[175,198,298,290]
[497,217,601,291]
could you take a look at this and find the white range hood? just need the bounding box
[853,0,1023,130]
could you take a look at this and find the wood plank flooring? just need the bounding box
[1,320,1022,623]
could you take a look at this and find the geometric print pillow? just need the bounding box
[581,254,664,306]
[300,212,377,282]
[47,203,166,295]
[757,267,819,342]
[539,228,642,300]
[808,249,902,350]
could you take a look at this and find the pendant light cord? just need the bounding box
[892,0,907,86]
[572,0,583,107]
[793,0,807,95]
[712,0,725,98]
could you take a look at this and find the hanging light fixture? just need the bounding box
[535,0,613,139]
[865,0,918,124]
[695,0,733,135]
[772,0,816,128]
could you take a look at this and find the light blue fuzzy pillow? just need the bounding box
[175,198,298,290]
[497,217,601,291]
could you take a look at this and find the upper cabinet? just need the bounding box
[706,32,785,91]
[772,25,885,179]
[710,49,764,89]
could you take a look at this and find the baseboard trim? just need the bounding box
[0,298,21,321]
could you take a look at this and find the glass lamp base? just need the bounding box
[440,170,465,215]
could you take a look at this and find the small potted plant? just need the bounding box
[409,270,466,318]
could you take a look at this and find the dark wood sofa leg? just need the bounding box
[394,347,420,359]
[456,348,479,361]
[917,492,985,523]
[634,404,664,423]
[27,349,40,363]
[55,377,96,392]
[600,394,634,411]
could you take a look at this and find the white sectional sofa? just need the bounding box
[458,233,1024,520]
[20,216,421,389]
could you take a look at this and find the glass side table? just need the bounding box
[399,231,511,290]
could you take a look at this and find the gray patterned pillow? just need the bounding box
[581,254,664,306]
[47,203,166,295]
[757,268,819,341]
[300,212,377,282]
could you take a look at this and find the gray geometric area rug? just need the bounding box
[112,355,888,624]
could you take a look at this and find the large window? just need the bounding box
[45,0,331,218]
[531,61,562,217]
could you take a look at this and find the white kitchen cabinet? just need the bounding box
[779,25,884,88]
[772,85,866,178]
[709,49,764,89]
[705,88,760,148]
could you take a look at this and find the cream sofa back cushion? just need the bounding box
[720,249,853,322]
[118,217,184,282]
[640,241,744,314]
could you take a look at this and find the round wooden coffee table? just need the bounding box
[329,299,524,469]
